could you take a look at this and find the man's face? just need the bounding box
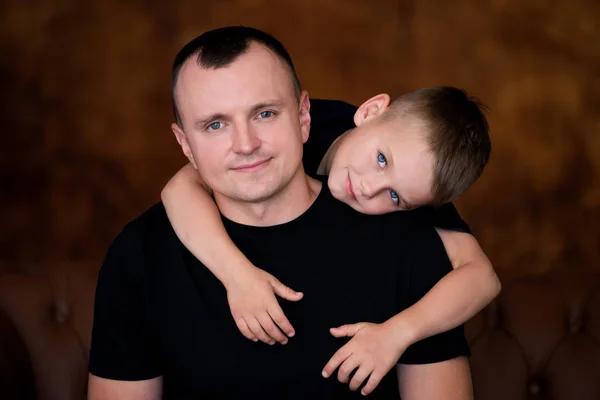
[328,112,435,214]
[172,43,310,204]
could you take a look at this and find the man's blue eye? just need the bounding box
[207,122,223,131]
[377,152,387,168]
[389,189,399,204]
[259,111,273,119]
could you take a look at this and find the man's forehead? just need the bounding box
[177,43,285,87]
[175,44,293,116]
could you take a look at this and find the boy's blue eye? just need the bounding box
[207,122,223,131]
[377,152,387,168]
[389,189,400,205]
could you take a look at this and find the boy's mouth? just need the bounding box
[345,171,357,201]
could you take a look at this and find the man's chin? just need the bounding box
[229,184,281,203]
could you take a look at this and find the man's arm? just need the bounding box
[88,220,163,398]
[396,357,473,400]
[88,375,162,400]
[395,218,473,397]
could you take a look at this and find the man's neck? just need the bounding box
[316,130,351,175]
[215,170,322,227]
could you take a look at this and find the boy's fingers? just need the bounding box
[330,322,366,337]
[322,345,352,378]
[268,306,295,337]
[245,317,274,345]
[270,279,303,302]
[234,317,257,342]
[349,365,372,392]
[361,372,383,396]
[257,312,287,344]
[337,354,360,384]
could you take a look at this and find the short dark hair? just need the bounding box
[389,86,491,205]
[171,26,302,128]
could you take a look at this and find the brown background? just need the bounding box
[1,0,598,279]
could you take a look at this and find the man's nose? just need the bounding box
[231,124,261,155]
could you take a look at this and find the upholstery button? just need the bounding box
[528,381,541,395]
[54,301,69,323]
[569,314,582,333]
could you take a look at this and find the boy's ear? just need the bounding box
[171,123,198,170]
[354,93,391,127]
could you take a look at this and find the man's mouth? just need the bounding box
[345,171,357,201]
[232,158,271,172]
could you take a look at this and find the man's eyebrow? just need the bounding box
[194,113,229,129]
[193,101,284,129]
[248,100,285,115]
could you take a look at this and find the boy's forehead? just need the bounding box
[379,111,431,145]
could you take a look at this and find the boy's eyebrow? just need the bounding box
[386,147,412,208]
[395,189,411,209]
[399,195,412,209]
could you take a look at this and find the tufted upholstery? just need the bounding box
[0,263,98,400]
[1,263,599,400]
[466,267,600,400]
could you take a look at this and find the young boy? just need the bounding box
[162,87,498,395]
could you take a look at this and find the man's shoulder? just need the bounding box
[109,202,174,255]
[127,201,170,233]
[361,208,432,234]
[310,98,357,118]
[363,210,445,257]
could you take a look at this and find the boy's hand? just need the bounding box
[322,321,409,396]
[225,265,303,345]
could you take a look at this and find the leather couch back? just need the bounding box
[1,263,599,400]
[467,267,600,400]
[0,263,98,400]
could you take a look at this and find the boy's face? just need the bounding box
[328,105,436,214]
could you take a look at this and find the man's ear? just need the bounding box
[354,93,391,127]
[171,123,198,169]
[299,90,311,144]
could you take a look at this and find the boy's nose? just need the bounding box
[360,176,386,199]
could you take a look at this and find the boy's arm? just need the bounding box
[389,229,500,345]
[323,224,483,395]
[396,357,473,400]
[161,164,250,284]
[161,164,303,344]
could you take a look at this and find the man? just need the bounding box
[88,26,473,399]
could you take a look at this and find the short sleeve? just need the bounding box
[413,202,472,234]
[88,223,162,380]
[398,221,471,364]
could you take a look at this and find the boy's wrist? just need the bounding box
[219,259,257,289]
[384,312,421,349]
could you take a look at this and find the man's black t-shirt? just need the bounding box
[304,99,471,234]
[89,185,470,399]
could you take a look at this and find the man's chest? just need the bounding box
[148,226,405,397]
